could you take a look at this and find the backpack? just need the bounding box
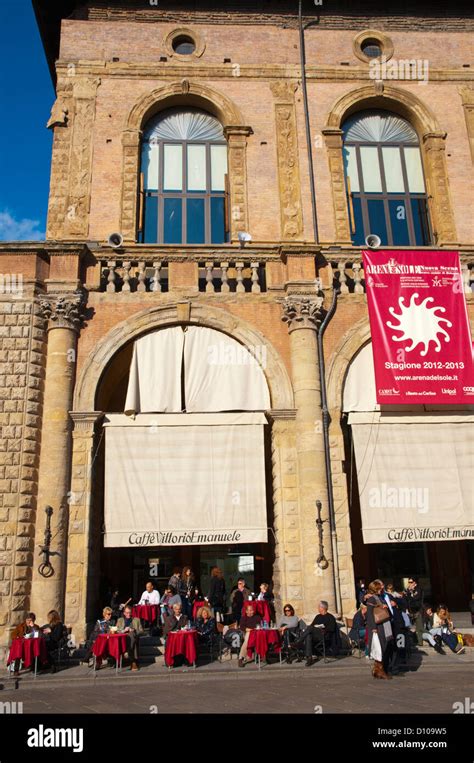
[441,631,459,652]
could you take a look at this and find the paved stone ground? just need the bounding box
[0,647,471,715]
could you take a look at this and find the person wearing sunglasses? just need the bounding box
[277,604,305,663]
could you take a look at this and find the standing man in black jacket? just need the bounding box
[405,576,424,646]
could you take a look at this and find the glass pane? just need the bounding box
[163,198,182,243]
[389,199,410,245]
[163,144,183,191]
[367,199,388,244]
[343,146,360,192]
[211,145,228,191]
[141,142,159,190]
[187,144,206,191]
[350,197,365,246]
[411,198,431,245]
[143,195,158,243]
[360,146,382,192]
[145,108,224,142]
[186,198,205,243]
[382,147,405,193]
[211,196,226,243]
[404,147,425,192]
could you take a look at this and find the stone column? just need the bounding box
[30,291,87,624]
[65,412,103,643]
[459,86,474,164]
[281,296,336,619]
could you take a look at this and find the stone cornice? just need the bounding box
[54,61,474,83]
[0,242,89,257]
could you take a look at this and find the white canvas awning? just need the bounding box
[349,416,474,544]
[124,326,270,415]
[103,413,268,547]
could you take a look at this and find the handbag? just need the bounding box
[373,601,391,625]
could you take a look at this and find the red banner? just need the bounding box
[363,250,474,405]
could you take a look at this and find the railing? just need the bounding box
[100,260,169,293]
[198,261,266,293]
[324,254,474,295]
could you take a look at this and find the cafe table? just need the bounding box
[165,629,198,669]
[92,632,128,674]
[132,604,159,628]
[246,627,282,668]
[7,635,48,678]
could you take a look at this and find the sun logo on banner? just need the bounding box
[386,293,452,356]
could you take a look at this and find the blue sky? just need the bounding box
[0,0,54,240]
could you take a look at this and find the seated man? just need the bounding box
[238,603,262,667]
[292,600,337,667]
[138,581,160,606]
[116,604,143,671]
[348,605,368,655]
[162,602,189,636]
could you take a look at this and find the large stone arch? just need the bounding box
[74,301,294,412]
[322,84,457,245]
[326,314,371,417]
[120,81,252,243]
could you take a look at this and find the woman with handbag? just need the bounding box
[366,579,394,679]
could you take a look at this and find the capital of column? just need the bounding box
[39,289,88,333]
[70,411,104,433]
[281,296,325,333]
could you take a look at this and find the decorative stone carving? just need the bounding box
[224,126,252,240]
[459,86,474,164]
[271,82,303,240]
[422,131,458,244]
[322,128,352,244]
[46,99,69,129]
[39,290,88,333]
[281,296,324,332]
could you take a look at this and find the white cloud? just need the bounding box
[0,209,45,241]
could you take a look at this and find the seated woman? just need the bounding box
[10,612,41,676]
[82,606,113,666]
[348,604,368,656]
[277,604,305,663]
[195,606,217,650]
[41,610,66,673]
[159,586,182,624]
[431,605,464,654]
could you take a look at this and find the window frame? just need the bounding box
[344,134,432,247]
[140,135,229,245]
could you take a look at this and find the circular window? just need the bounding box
[353,30,393,64]
[361,39,382,58]
[172,35,196,55]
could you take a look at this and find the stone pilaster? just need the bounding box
[65,412,104,643]
[270,82,303,241]
[422,131,458,245]
[459,86,474,164]
[30,291,87,624]
[270,410,300,615]
[281,295,336,619]
[224,126,252,242]
[322,128,353,245]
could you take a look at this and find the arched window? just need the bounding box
[342,110,431,246]
[139,107,228,244]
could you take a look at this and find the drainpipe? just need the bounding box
[298,0,319,242]
[317,284,343,617]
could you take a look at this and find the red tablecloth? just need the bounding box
[132,605,158,623]
[192,600,207,620]
[8,637,48,669]
[165,630,198,667]
[92,633,128,661]
[241,600,271,623]
[247,628,282,659]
